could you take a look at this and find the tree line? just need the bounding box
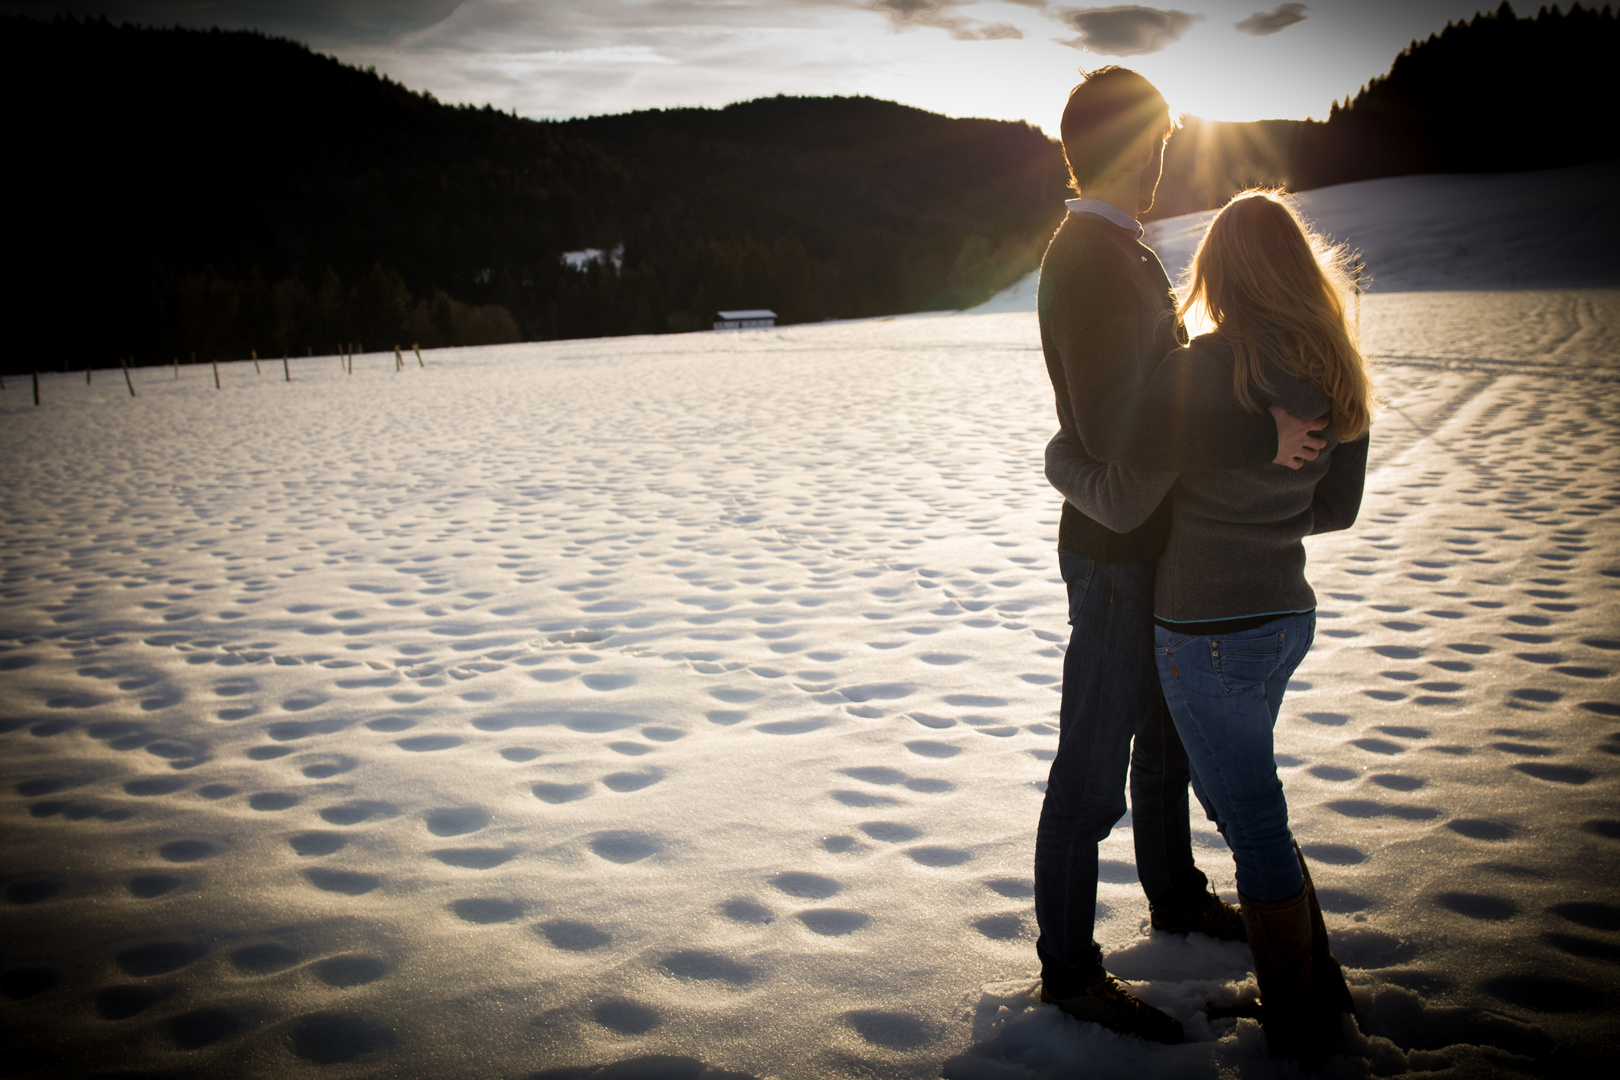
[2,14,1061,373]
[1146,2,1616,220]
[3,3,1610,374]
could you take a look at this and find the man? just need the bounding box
[1033,67,1325,1043]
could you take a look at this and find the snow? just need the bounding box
[562,244,626,272]
[971,158,1620,313]
[3,261,1620,1074]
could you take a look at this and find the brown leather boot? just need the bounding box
[1239,882,1348,1064]
[1295,842,1357,1022]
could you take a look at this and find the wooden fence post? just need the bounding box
[413,343,424,367]
[212,358,221,389]
[394,345,403,371]
[121,356,137,397]
[283,356,290,381]
[252,349,261,374]
[33,370,41,406]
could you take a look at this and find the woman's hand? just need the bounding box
[1270,405,1328,470]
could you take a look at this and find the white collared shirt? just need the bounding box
[1064,197,1143,238]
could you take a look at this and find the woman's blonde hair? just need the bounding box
[1177,190,1376,441]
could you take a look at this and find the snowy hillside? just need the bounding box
[972,158,1620,312]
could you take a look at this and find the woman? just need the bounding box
[1045,189,1374,1060]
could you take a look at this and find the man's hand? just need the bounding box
[1270,405,1328,470]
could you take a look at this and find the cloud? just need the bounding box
[0,0,464,46]
[1234,3,1309,36]
[1056,6,1200,56]
[872,0,942,19]
[871,0,1025,41]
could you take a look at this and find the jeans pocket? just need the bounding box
[1061,555,1097,626]
[1209,631,1286,697]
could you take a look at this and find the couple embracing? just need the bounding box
[1029,67,1375,1063]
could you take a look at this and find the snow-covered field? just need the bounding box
[3,287,1617,1079]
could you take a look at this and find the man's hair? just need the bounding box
[1060,66,1172,193]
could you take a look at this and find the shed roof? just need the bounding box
[715,309,777,320]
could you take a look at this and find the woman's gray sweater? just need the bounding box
[1045,332,1368,623]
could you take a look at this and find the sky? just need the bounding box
[7,1,1530,130]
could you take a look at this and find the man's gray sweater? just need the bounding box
[1038,212,1278,562]
[1046,332,1368,623]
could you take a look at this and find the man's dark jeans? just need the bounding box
[1033,552,1208,997]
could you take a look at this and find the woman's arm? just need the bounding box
[1309,432,1369,535]
[1045,430,1176,534]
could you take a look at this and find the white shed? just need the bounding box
[713,309,777,330]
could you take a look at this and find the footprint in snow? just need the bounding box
[907,846,972,868]
[593,998,660,1035]
[159,839,218,863]
[1512,762,1593,784]
[303,869,382,895]
[313,955,388,988]
[982,878,1034,899]
[857,822,922,843]
[395,734,463,752]
[830,790,902,808]
[535,920,612,951]
[796,909,869,936]
[128,874,185,898]
[1434,891,1519,921]
[1446,818,1518,841]
[320,801,399,826]
[431,847,515,869]
[248,792,301,811]
[451,897,524,924]
[300,753,358,778]
[602,769,662,792]
[1300,842,1365,866]
[659,950,756,985]
[588,831,660,863]
[972,914,1025,941]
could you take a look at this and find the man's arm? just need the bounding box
[1309,433,1369,535]
[1046,250,1277,470]
[1073,338,1326,471]
[1044,430,1175,534]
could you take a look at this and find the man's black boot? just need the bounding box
[1150,888,1248,942]
[1040,970,1185,1044]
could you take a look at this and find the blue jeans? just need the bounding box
[1153,612,1316,904]
[1034,554,1210,997]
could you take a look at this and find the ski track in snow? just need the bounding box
[1,290,1618,1078]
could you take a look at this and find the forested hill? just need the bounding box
[1146,2,1618,221]
[5,4,1612,371]
[1,15,1063,372]
[1291,2,1618,188]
